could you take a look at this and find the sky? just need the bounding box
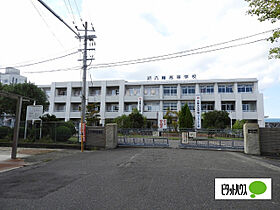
[0,0,279,117]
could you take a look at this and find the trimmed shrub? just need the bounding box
[62,121,76,135]
[0,126,12,139]
[55,126,72,142]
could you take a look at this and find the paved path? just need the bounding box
[0,148,279,209]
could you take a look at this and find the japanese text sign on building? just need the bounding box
[147,74,197,81]
[195,95,201,129]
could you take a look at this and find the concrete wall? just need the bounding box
[259,128,280,155]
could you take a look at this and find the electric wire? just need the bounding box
[29,0,65,49]
[0,47,77,68]
[67,0,77,25]
[22,38,266,74]
[89,38,267,69]
[92,28,278,67]
[73,0,83,23]
[0,51,79,69]
[23,66,82,73]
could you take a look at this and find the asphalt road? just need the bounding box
[0,148,279,210]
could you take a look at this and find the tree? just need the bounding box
[0,83,48,120]
[115,114,131,128]
[232,119,246,129]
[129,109,144,128]
[245,0,280,59]
[202,110,230,129]
[164,108,178,131]
[178,104,194,129]
[40,114,59,122]
[86,103,100,126]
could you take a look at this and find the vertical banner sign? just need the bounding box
[195,95,201,129]
[137,97,143,114]
[79,123,86,142]
[158,119,167,130]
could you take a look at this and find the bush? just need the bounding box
[0,126,11,139]
[55,126,72,142]
[62,121,76,135]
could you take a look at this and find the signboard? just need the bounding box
[26,105,43,121]
[182,132,188,144]
[137,97,143,114]
[188,132,197,138]
[79,122,86,142]
[195,95,201,129]
[147,74,197,81]
[158,119,167,130]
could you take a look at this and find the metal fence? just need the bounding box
[0,121,80,144]
[118,128,243,149]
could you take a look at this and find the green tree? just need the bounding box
[164,108,179,130]
[115,114,131,128]
[86,103,100,126]
[232,119,246,129]
[0,83,48,120]
[129,109,144,128]
[202,110,230,129]
[245,0,280,58]
[40,114,59,122]
[178,104,194,129]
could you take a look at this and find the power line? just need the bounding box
[67,0,77,25]
[23,38,266,74]
[30,0,65,49]
[73,0,83,23]
[93,28,277,67]
[23,66,81,73]
[88,38,267,69]
[0,47,77,68]
[0,51,79,69]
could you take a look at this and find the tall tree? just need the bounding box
[86,103,100,126]
[245,0,280,58]
[0,83,48,120]
[178,104,194,129]
[163,108,178,130]
[202,110,230,129]
[129,108,144,128]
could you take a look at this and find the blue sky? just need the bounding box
[0,0,279,117]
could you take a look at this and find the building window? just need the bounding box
[56,88,67,96]
[71,103,81,112]
[181,86,195,95]
[144,102,160,112]
[221,101,235,111]
[181,101,195,111]
[124,103,137,112]
[54,103,66,112]
[107,87,119,96]
[144,86,159,96]
[89,87,101,96]
[163,86,177,96]
[200,85,214,94]
[72,87,81,97]
[242,101,256,112]
[163,102,177,111]
[106,103,119,112]
[218,84,233,93]
[238,84,253,93]
[125,87,140,96]
[201,102,214,111]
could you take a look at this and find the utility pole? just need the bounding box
[36,1,96,151]
[77,22,96,151]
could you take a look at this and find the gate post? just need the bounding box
[105,123,118,149]
[243,123,260,155]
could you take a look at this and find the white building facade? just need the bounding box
[39,78,265,127]
[0,67,27,85]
